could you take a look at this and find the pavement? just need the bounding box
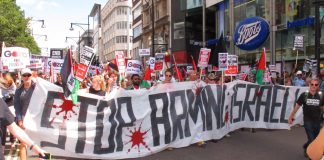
[4,126,309,160]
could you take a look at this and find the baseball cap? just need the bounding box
[296,70,302,75]
[21,68,32,75]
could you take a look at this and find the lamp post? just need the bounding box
[69,16,90,47]
[30,19,45,28]
[313,0,324,76]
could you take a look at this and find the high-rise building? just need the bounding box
[101,0,133,63]
[132,0,143,60]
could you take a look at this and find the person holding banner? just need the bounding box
[14,68,36,160]
[288,78,324,157]
[126,74,150,90]
[87,75,106,96]
[161,70,176,84]
[0,98,47,159]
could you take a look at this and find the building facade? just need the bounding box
[171,0,324,73]
[141,0,171,56]
[132,0,142,60]
[90,4,102,63]
[101,0,133,63]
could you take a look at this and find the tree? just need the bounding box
[0,0,40,54]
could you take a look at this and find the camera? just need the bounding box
[39,153,51,160]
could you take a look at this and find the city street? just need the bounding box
[4,126,309,160]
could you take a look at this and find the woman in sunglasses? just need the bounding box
[162,69,174,84]
[14,68,36,160]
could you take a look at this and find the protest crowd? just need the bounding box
[0,47,324,160]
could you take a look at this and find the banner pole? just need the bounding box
[295,49,299,69]
[199,68,202,80]
[222,71,224,84]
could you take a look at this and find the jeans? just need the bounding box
[303,122,321,149]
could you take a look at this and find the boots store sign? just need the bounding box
[234,17,269,51]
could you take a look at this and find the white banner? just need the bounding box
[1,47,30,69]
[126,60,142,75]
[25,79,306,159]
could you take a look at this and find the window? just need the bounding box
[133,5,142,20]
[133,25,142,38]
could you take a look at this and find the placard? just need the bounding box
[197,48,211,68]
[218,53,228,71]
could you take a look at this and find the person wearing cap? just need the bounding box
[205,73,219,84]
[14,68,36,160]
[293,70,306,87]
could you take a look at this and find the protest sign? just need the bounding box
[50,48,64,59]
[1,47,30,69]
[115,51,126,75]
[149,57,155,70]
[218,53,228,71]
[197,48,211,68]
[139,49,150,57]
[46,58,64,74]
[154,53,164,71]
[126,60,142,75]
[225,55,238,76]
[75,47,95,81]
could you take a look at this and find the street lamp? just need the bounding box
[65,36,79,43]
[31,19,45,28]
[69,16,90,47]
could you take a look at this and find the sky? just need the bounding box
[16,0,108,56]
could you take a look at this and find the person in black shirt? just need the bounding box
[288,78,324,156]
[87,75,106,96]
[0,98,46,159]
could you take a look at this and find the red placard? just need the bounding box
[75,64,88,81]
[225,66,238,75]
[197,48,211,68]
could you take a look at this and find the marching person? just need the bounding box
[161,69,176,84]
[0,98,47,159]
[87,75,106,96]
[54,74,63,87]
[293,70,306,86]
[288,78,324,157]
[0,73,17,149]
[126,74,150,90]
[14,68,36,160]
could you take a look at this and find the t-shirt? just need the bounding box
[0,98,15,160]
[296,92,323,123]
[89,87,106,96]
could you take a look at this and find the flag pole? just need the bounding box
[295,49,298,70]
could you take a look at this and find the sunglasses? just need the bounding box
[22,74,32,77]
[165,75,172,77]
[310,83,319,86]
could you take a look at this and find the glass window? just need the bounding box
[133,25,142,38]
[133,5,142,20]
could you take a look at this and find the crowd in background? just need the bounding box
[1,66,324,159]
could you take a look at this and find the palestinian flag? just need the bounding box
[61,49,79,104]
[256,48,266,85]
